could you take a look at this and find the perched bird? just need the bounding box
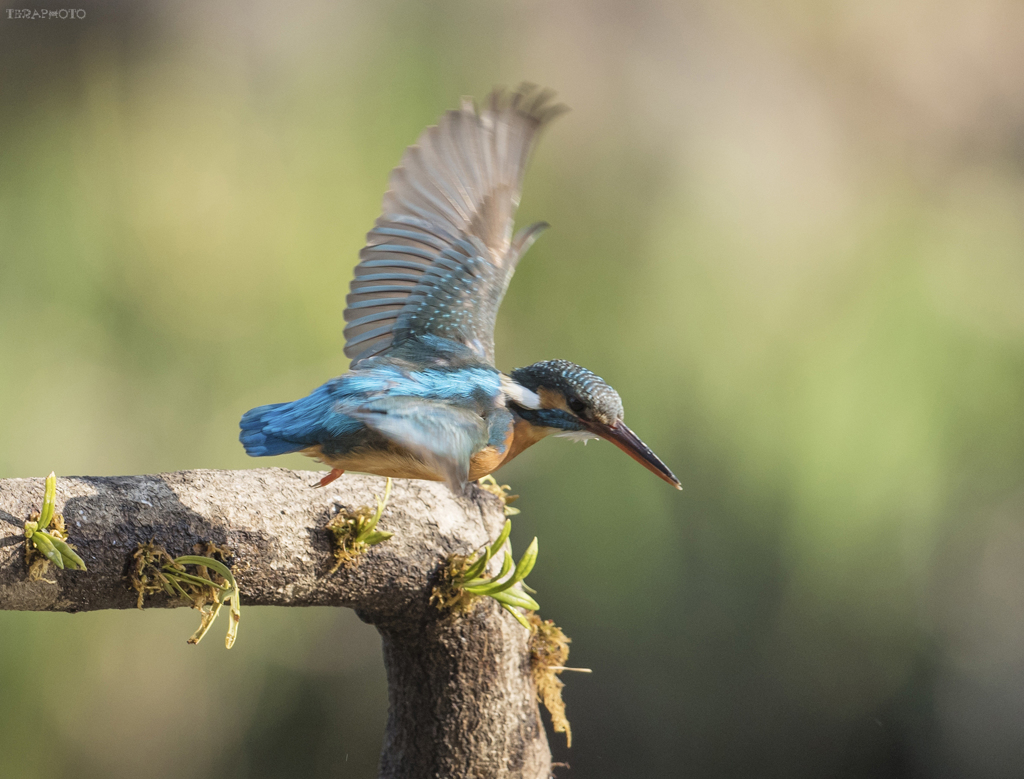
[240,85,680,492]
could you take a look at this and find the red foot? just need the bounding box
[315,468,345,488]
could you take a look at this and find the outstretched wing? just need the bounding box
[343,84,567,366]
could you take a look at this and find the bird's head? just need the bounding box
[505,360,681,489]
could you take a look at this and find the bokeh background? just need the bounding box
[2,1,1024,777]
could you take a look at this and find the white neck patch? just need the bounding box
[501,375,542,409]
[556,429,600,443]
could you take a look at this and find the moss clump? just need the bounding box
[128,541,240,648]
[127,540,177,607]
[324,478,394,575]
[430,552,478,614]
[529,615,581,747]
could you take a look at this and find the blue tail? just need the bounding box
[239,402,310,457]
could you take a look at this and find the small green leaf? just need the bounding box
[372,478,393,525]
[47,534,86,570]
[360,531,394,546]
[173,556,237,590]
[507,537,538,586]
[490,588,540,611]
[37,472,57,531]
[31,532,63,569]
[464,552,515,594]
[163,568,231,592]
[461,547,491,582]
[501,603,532,629]
[487,520,512,560]
[164,572,191,600]
[355,477,393,539]
[158,573,177,598]
[494,550,515,582]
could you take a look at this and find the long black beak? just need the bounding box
[586,419,681,489]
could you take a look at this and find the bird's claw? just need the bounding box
[477,475,520,516]
[315,468,345,488]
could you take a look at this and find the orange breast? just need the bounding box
[468,416,554,480]
[306,414,554,484]
[302,444,448,482]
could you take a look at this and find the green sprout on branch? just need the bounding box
[432,519,539,629]
[23,472,86,580]
[129,541,241,649]
[477,475,520,516]
[324,477,394,574]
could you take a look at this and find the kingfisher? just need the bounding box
[240,85,680,493]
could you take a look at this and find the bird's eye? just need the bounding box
[567,397,587,415]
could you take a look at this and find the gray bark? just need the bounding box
[0,468,551,779]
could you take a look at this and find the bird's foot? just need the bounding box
[315,468,345,488]
[323,478,394,574]
[476,475,520,516]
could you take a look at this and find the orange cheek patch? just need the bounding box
[538,387,569,412]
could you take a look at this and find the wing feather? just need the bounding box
[347,396,488,490]
[342,84,566,366]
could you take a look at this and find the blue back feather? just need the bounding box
[239,402,313,456]
[239,358,502,458]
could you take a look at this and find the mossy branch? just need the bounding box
[0,469,554,779]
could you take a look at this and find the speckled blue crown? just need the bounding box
[511,360,624,423]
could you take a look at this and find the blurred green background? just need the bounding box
[2,1,1024,777]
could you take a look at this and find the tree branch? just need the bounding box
[0,468,551,779]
